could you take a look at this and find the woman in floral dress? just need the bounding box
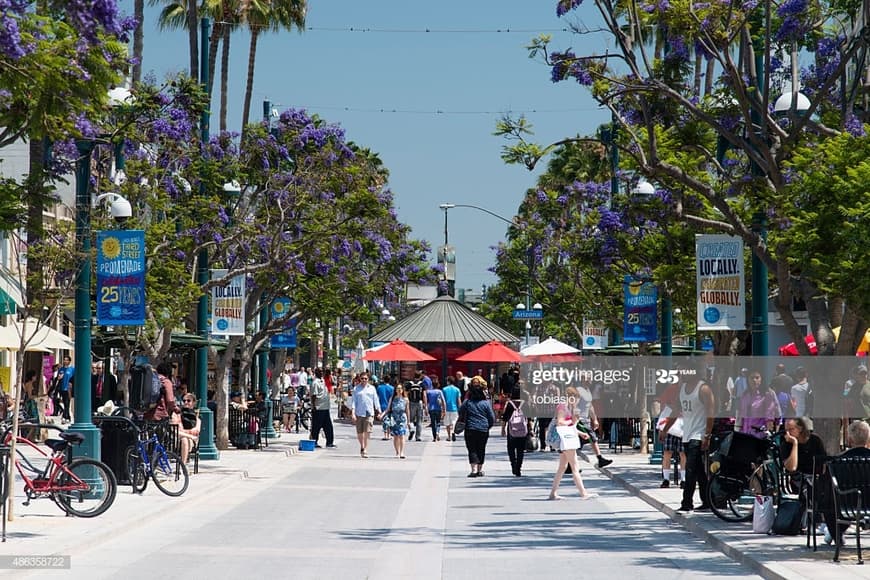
[387,384,410,459]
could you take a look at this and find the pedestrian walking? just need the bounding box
[406,371,424,442]
[424,380,446,441]
[442,376,462,441]
[351,372,381,458]
[502,387,527,476]
[573,381,613,468]
[310,368,336,448]
[385,384,410,459]
[546,403,596,500]
[459,381,495,478]
[376,375,395,441]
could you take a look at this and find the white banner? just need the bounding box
[695,234,745,331]
[211,269,246,335]
[582,320,609,350]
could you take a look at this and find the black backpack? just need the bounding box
[407,381,423,403]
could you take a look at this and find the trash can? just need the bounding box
[94,416,139,486]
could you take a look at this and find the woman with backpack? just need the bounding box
[502,386,527,476]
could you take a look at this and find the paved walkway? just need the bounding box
[0,420,867,579]
[589,445,870,579]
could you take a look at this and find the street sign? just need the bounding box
[512,309,543,320]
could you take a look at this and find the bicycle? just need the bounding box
[124,424,189,497]
[1,422,117,518]
[707,427,793,522]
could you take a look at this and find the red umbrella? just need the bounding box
[455,341,523,363]
[362,339,436,362]
[778,335,818,356]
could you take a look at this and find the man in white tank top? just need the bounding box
[660,376,715,512]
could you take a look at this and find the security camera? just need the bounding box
[110,197,133,222]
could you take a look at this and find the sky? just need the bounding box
[122,0,609,294]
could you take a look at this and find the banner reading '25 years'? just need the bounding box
[96,230,146,326]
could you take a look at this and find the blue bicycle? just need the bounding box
[125,431,189,497]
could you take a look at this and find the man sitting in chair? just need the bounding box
[819,420,870,546]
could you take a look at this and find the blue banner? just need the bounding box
[96,230,146,326]
[623,276,658,342]
[270,297,296,348]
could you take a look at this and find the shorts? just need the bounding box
[575,419,599,444]
[356,415,374,434]
[444,411,458,426]
[661,432,684,453]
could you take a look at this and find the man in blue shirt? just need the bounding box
[442,376,462,441]
[375,375,395,441]
[58,355,74,424]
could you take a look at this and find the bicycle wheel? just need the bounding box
[53,458,117,518]
[150,450,189,497]
[125,446,148,494]
[708,463,773,522]
[299,409,310,431]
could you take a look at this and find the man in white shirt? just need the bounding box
[351,372,381,458]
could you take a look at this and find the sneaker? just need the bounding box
[679,481,684,489]
[677,504,694,512]
[451,434,457,441]
[415,438,421,442]
[325,444,337,448]
[597,458,613,468]
[660,479,670,488]
[694,504,712,512]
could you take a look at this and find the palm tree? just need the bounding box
[240,0,307,131]
[149,0,199,80]
[133,0,145,83]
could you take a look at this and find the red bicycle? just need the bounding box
[2,422,117,518]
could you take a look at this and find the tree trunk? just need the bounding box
[835,305,864,355]
[213,345,232,450]
[207,22,222,99]
[132,0,144,83]
[799,277,835,355]
[241,28,260,133]
[186,0,198,82]
[25,137,46,305]
[220,25,230,132]
[693,52,702,96]
[704,58,715,96]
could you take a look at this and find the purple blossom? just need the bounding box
[556,0,583,17]
[845,114,865,137]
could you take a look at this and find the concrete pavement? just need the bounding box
[589,446,870,579]
[0,418,862,579]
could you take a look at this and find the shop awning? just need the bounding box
[0,318,74,351]
[0,269,24,316]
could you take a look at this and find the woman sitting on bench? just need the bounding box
[172,394,201,465]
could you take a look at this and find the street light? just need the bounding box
[440,203,531,342]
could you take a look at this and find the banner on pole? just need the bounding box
[270,297,297,348]
[210,269,245,335]
[623,276,658,342]
[96,230,146,326]
[696,234,745,330]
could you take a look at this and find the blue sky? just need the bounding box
[123,1,609,293]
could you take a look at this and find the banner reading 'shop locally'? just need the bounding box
[696,234,745,331]
[210,269,246,335]
[96,230,146,326]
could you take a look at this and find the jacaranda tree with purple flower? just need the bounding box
[497,0,870,360]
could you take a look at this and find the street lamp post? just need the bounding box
[195,16,219,461]
[70,140,100,460]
